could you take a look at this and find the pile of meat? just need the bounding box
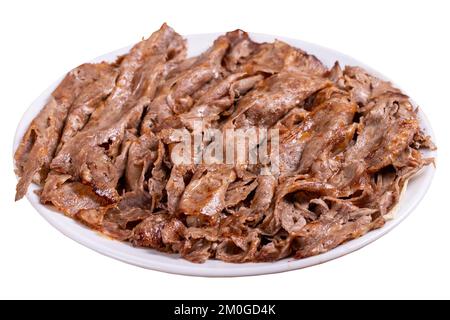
[14,24,435,263]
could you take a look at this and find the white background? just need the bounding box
[1,0,449,299]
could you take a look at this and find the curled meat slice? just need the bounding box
[166,165,194,214]
[57,63,119,152]
[298,89,356,173]
[79,207,153,240]
[258,233,292,262]
[147,139,167,211]
[279,199,307,234]
[279,87,356,174]
[179,73,264,129]
[14,63,117,200]
[229,71,331,128]
[125,132,160,192]
[179,165,236,219]
[161,218,187,251]
[50,24,185,202]
[366,98,419,172]
[261,175,337,235]
[331,93,420,192]
[225,177,258,208]
[294,216,384,259]
[130,213,170,249]
[341,65,402,105]
[141,35,230,133]
[223,29,260,72]
[74,191,155,240]
[216,230,260,263]
[251,173,277,212]
[181,239,214,263]
[243,40,327,75]
[167,36,229,115]
[40,172,109,217]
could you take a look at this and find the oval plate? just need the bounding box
[13,33,436,277]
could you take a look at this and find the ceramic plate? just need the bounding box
[13,33,436,277]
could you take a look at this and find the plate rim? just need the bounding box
[13,32,437,277]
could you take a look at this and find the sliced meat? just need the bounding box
[14,63,117,200]
[179,165,236,219]
[216,230,260,263]
[243,40,327,75]
[223,29,260,72]
[50,24,186,202]
[228,71,331,128]
[130,213,170,249]
[40,172,109,217]
[140,34,230,132]
[147,139,168,211]
[297,88,357,173]
[330,92,417,190]
[57,63,119,152]
[166,165,193,214]
[75,191,154,240]
[278,87,355,174]
[294,216,384,259]
[257,233,292,262]
[225,177,258,208]
[279,199,307,234]
[251,173,277,212]
[341,65,402,106]
[125,132,160,192]
[365,97,419,172]
[180,73,264,129]
[14,27,435,264]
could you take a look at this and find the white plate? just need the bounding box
[13,33,436,277]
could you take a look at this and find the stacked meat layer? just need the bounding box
[15,24,434,263]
